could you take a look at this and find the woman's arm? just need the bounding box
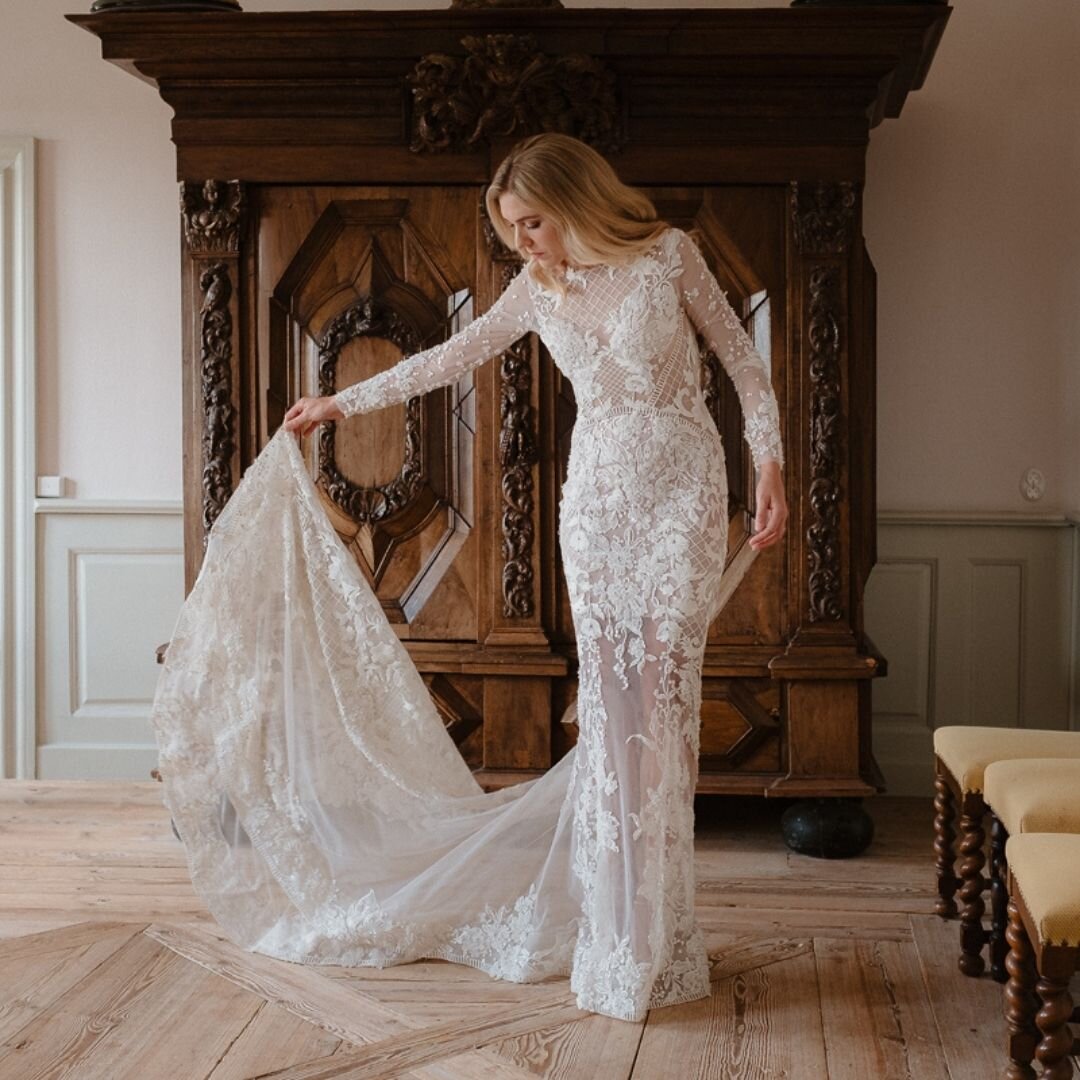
[333,266,537,419]
[670,227,786,550]
[670,228,785,471]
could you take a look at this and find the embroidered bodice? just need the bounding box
[334,226,784,470]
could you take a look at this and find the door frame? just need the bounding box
[0,135,37,778]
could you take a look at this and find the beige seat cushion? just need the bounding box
[933,726,1080,794]
[1005,832,1080,946]
[984,758,1080,834]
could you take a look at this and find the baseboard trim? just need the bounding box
[37,743,160,781]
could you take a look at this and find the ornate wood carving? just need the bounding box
[804,263,844,622]
[483,213,540,619]
[316,298,427,523]
[182,180,244,545]
[791,181,856,625]
[790,181,857,257]
[408,33,621,155]
[181,180,243,255]
[197,263,236,540]
[499,335,539,617]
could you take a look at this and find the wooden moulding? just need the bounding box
[65,6,951,185]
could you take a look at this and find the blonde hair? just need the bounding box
[485,133,670,299]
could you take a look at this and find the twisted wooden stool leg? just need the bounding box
[958,802,988,976]
[1035,974,1075,1080]
[934,769,959,918]
[989,814,1010,982]
[1003,896,1038,1080]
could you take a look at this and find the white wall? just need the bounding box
[1,0,180,502]
[863,0,1080,516]
[4,0,1074,508]
[3,0,1077,784]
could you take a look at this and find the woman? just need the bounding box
[152,132,786,1025]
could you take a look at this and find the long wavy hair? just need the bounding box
[485,133,670,300]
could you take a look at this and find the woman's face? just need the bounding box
[497,192,569,270]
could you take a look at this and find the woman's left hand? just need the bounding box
[750,461,788,551]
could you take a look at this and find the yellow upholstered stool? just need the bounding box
[983,759,1080,988]
[931,726,1080,978]
[985,759,1080,835]
[1002,833,1080,1080]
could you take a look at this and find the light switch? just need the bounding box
[36,475,66,497]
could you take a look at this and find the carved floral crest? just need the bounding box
[409,33,621,154]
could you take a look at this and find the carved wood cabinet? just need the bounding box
[72,4,951,824]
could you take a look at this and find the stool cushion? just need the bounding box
[1005,832,1080,947]
[984,758,1080,834]
[933,726,1080,794]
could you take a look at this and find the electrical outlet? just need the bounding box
[1020,467,1046,502]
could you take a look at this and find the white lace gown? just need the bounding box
[150,225,784,1023]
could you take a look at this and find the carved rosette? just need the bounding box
[182,180,244,544]
[316,298,427,523]
[408,33,621,154]
[790,181,857,257]
[181,180,243,255]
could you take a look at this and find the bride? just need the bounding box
[151,132,787,1024]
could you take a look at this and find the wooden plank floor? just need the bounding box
[1,783,1077,1079]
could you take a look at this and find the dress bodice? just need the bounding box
[333,225,784,469]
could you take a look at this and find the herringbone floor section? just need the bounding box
[1,783,1076,1079]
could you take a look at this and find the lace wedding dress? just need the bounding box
[150,225,784,1023]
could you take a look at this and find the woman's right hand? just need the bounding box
[283,395,345,438]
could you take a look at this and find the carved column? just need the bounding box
[478,206,555,774]
[768,180,877,798]
[789,179,858,643]
[180,179,245,592]
[481,216,545,639]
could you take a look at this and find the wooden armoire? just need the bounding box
[72,0,951,853]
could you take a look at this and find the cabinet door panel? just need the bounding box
[255,185,485,639]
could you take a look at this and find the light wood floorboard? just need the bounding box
[1,782,1077,1079]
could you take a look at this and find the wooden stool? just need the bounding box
[984,759,1080,984]
[1002,833,1080,1080]
[932,726,1080,976]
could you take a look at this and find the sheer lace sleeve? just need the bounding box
[670,228,785,469]
[333,266,537,419]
